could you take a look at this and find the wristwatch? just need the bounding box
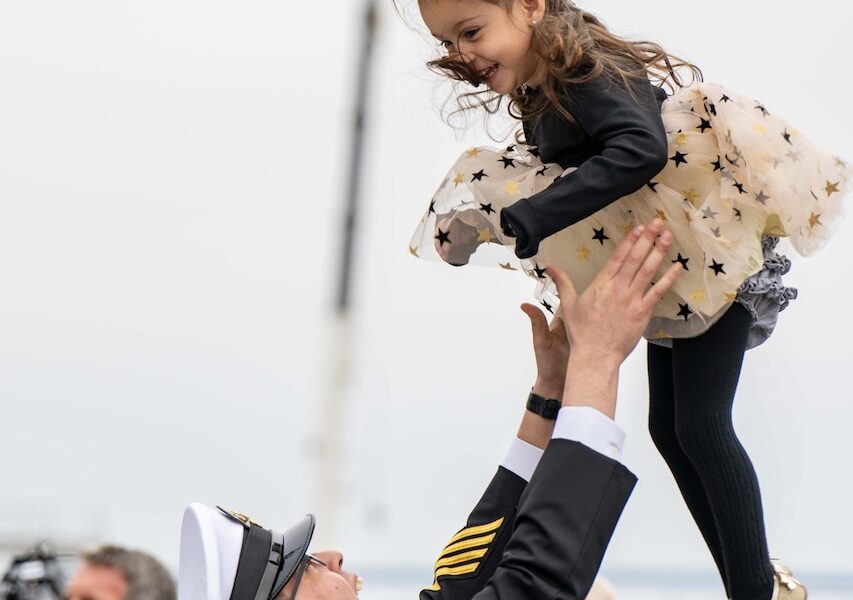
[526,390,562,420]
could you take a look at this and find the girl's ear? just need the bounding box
[519,0,546,23]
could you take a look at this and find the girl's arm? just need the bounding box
[501,73,669,258]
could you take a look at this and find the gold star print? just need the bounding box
[504,180,521,195]
[409,246,420,257]
[465,148,481,158]
[499,262,517,270]
[477,228,494,243]
[724,291,738,303]
[808,211,822,232]
[674,132,689,146]
[653,329,672,339]
[691,289,706,302]
[622,223,636,235]
[683,188,700,205]
[453,172,465,187]
[752,123,767,135]
[576,244,590,260]
[655,209,668,221]
[825,180,840,196]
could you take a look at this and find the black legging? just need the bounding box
[647,303,775,600]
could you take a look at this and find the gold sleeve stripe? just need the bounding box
[425,562,482,589]
[442,517,504,549]
[434,548,488,570]
[440,532,495,557]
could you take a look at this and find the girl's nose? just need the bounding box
[314,551,345,573]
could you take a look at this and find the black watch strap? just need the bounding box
[526,390,561,420]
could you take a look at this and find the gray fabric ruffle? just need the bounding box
[733,235,798,349]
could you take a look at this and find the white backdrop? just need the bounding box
[1,0,851,594]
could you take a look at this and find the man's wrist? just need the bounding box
[562,352,620,419]
[531,377,563,400]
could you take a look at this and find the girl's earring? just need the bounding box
[530,20,537,26]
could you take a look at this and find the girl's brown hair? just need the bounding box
[400,0,702,137]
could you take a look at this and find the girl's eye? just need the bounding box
[462,28,480,39]
[441,40,454,49]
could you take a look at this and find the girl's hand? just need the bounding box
[521,304,570,399]
[434,211,491,266]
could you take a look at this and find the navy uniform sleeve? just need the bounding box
[421,440,637,600]
[501,74,669,258]
[420,467,527,600]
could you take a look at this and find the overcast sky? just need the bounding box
[1,0,851,590]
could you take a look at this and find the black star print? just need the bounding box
[540,299,554,314]
[708,102,717,116]
[733,207,742,221]
[527,147,540,158]
[711,156,723,172]
[506,144,516,153]
[733,181,747,195]
[429,199,436,214]
[471,169,488,182]
[709,260,726,276]
[435,228,451,247]
[677,303,694,321]
[670,151,688,168]
[536,166,549,176]
[720,94,732,103]
[499,157,516,168]
[697,117,712,133]
[672,253,690,271]
[702,207,718,220]
[725,153,741,168]
[533,264,548,279]
[782,129,792,145]
[479,202,495,215]
[711,226,722,238]
[647,181,659,192]
[755,190,770,205]
[755,103,770,116]
[592,227,610,245]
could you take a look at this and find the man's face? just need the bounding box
[64,564,128,600]
[278,551,360,600]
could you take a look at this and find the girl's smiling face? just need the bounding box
[419,0,545,94]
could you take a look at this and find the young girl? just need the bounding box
[404,1,850,599]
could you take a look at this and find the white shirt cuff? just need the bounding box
[552,406,626,462]
[500,437,544,482]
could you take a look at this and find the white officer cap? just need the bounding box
[178,503,315,600]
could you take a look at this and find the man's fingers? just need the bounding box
[521,303,549,343]
[600,225,644,280]
[630,229,673,292]
[545,265,578,307]
[643,262,684,310]
[616,219,663,284]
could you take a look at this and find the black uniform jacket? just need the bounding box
[500,70,670,258]
[420,439,637,600]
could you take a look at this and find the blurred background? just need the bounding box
[1,0,851,598]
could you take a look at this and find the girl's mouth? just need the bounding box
[479,64,499,84]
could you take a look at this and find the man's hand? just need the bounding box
[520,304,569,400]
[547,218,682,418]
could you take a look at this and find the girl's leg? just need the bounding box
[647,343,730,597]
[671,303,774,600]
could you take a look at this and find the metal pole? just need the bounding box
[312,0,379,548]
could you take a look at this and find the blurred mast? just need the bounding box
[312,0,379,547]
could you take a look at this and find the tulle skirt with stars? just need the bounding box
[409,82,851,344]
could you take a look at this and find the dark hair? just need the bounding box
[397,0,702,138]
[82,546,176,600]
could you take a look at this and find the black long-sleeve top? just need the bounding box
[499,71,670,258]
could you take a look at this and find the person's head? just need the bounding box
[398,0,700,131]
[64,546,176,600]
[178,504,361,600]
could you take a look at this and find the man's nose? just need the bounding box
[314,551,344,573]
